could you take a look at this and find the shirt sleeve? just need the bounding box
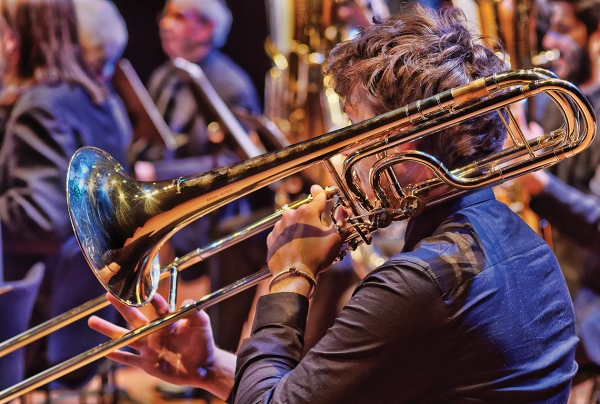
[529,173,600,249]
[0,104,77,255]
[231,261,444,404]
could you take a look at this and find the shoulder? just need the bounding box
[8,82,129,146]
[202,51,245,75]
[396,199,551,293]
[201,51,255,91]
[13,82,91,115]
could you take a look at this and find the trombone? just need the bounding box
[0,68,595,402]
[0,191,318,357]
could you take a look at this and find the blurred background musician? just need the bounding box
[140,0,261,169]
[518,170,600,392]
[512,0,600,394]
[535,0,600,194]
[131,0,272,400]
[0,0,131,389]
[529,0,600,322]
[44,0,133,392]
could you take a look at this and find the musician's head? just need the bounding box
[74,0,128,82]
[327,3,506,172]
[159,0,232,62]
[0,0,105,103]
[542,0,600,86]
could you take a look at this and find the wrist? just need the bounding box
[268,265,317,298]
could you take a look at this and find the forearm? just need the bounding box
[231,264,444,404]
[231,293,309,403]
[203,348,237,400]
[268,263,314,298]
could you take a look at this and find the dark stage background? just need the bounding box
[111,0,272,106]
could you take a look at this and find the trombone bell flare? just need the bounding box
[67,149,162,306]
[66,105,413,306]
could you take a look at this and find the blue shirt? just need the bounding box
[232,189,578,403]
[530,174,600,369]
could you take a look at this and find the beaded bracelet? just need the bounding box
[268,267,317,299]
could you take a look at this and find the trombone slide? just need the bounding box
[0,268,270,403]
[0,191,325,358]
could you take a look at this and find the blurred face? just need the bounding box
[158,1,214,62]
[542,1,592,85]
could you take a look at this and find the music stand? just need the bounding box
[112,59,179,151]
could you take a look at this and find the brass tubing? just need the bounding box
[3,68,595,399]
[0,268,272,403]
[0,296,110,358]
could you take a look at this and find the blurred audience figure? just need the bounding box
[519,169,600,390]
[141,0,260,169]
[531,0,600,294]
[0,0,131,388]
[137,2,270,400]
[537,0,600,193]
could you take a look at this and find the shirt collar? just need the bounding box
[402,188,496,252]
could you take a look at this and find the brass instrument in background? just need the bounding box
[264,0,344,143]
[264,0,343,195]
[263,0,389,195]
[0,68,595,401]
[473,0,536,68]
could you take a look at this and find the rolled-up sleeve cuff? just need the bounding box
[251,292,309,334]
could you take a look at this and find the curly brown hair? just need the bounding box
[326,3,508,169]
